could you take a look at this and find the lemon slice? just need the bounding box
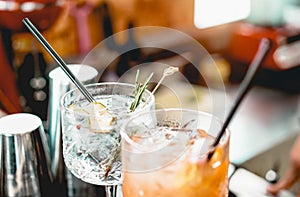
[69,102,116,133]
[87,102,116,133]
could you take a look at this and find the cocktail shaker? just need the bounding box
[0,113,53,197]
[47,64,99,197]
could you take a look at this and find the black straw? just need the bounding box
[22,18,96,103]
[208,38,271,159]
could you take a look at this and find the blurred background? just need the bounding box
[1,0,300,118]
[1,0,300,195]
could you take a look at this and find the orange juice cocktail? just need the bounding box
[121,108,230,197]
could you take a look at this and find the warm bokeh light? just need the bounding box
[194,0,251,28]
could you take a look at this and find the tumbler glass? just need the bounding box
[121,108,230,197]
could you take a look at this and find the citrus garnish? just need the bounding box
[87,102,116,133]
[69,101,116,133]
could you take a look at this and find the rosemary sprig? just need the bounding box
[103,135,121,179]
[129,70,153,112]
[133,69,140,96]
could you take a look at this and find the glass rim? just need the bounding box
[60,82,155,116]
[120,108,230,150]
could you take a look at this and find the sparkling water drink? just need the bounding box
[60,83,155,186]
[121,109,230,197]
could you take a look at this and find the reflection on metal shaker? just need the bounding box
[48,64,99,197]
[0,113,53,197]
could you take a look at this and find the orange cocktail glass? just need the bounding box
[121,108,230,197]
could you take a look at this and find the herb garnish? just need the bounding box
[129,70,153,112]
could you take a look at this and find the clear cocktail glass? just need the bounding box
[121,108,230,197]
[60,82,155,197]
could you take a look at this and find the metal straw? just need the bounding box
[22,18,96,103]
[22,19,106,192]
[208,38,271,160]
